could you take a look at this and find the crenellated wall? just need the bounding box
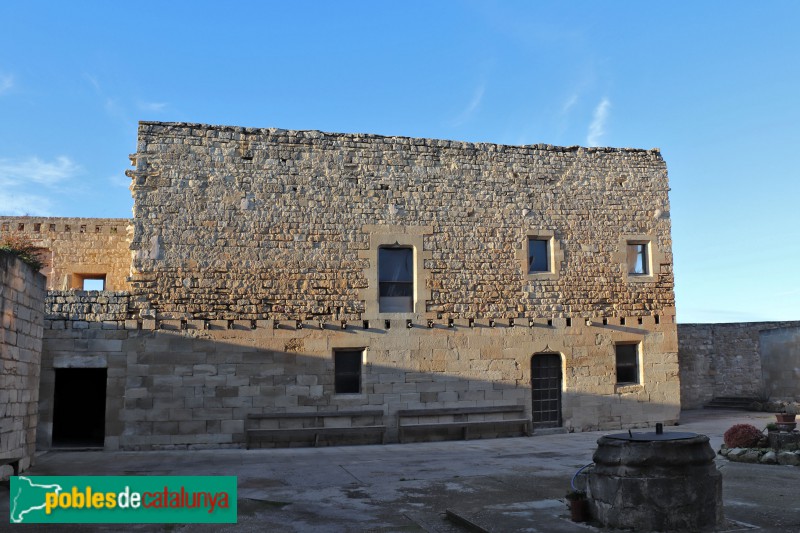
[39,306,679,450]
[0,217,132,291]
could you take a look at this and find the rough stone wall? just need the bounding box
[678,321,800,408]
[46,291,130,322]
[760,326,800,402]
[128,122,674,322]
[0,217,132,291]
[0,251,45,474]
[39,311,679,450]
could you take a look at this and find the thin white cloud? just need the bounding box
[139,101,168,112]
[83,73,101,93]
[83,73,134,125]
[0,73,13,95]
[561,93,578,114]
[451,84,485,126]
[108,174,130,188]
[0,156,80,187]
[586,97,611,147]
[0,193,54,216]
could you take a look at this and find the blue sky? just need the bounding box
[1,1,798,323]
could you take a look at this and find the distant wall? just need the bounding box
[679,321,800,409]
[760,326,800,402]
[0,251,45,475]
[0,217,132,291]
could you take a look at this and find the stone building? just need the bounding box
[0,121,679,450]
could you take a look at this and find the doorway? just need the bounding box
[531,353,562,429]
[52,368,107,447]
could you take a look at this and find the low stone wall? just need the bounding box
[719,438,800,466]
[678,321,800,409]
[46,290,130,322]
[0,251,45,476]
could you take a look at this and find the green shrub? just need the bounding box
[0,233,45,270]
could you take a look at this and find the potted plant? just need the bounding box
[776,405,797,431]
[566,489,589,522]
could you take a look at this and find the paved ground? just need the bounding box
[2,409,799,532]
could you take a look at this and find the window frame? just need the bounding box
[617,235,663,283]
[518,230,562,281]
[626,241,650,276]
[72,273,107,291]
[378,245,414,313]
[357,224,433,320]
[615,342,641,385]
[333,349,364,395]
[527,237,550,274]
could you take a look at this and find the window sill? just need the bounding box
[615,383,644,394]
[526,271,559,281]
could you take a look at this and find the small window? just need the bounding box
[74,274,106,291]
[378,247,413,313]
[82,278,105,291]
[627,242,649,275]
[615,343,639,384]
[334,350,362,394]
[528,238,550,273]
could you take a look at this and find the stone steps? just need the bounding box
[705,397,760,410]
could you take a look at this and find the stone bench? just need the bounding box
[246,410,386,448]
[397,405,530,443]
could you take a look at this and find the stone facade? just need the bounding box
[127,122,674,321]
[678,321,800,409]
[0,251,45,474]
[0,217,131,291]
[14,121,683,450]
[38,302,679,450]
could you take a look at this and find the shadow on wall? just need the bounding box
[679,322,800,409]
[37,323,681,451]
[760,326,800,403]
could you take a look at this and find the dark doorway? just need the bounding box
[52,368,107,447]
[531,353,562,429]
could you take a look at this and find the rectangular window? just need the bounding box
[626,242,649,275]
[334,350,362,394]
[615,343,640,384]
[83,278,105,290]
[73,274,106,291]
[378,247,413,312]
[528,238,550,273]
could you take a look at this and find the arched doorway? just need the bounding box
[531,353,562,429]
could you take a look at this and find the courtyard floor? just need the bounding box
[2,409,798,532]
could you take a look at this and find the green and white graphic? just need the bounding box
[9,476,236,524]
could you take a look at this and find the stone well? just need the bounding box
[588,427,723,531]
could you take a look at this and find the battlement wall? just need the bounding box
[0,217,132,291]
